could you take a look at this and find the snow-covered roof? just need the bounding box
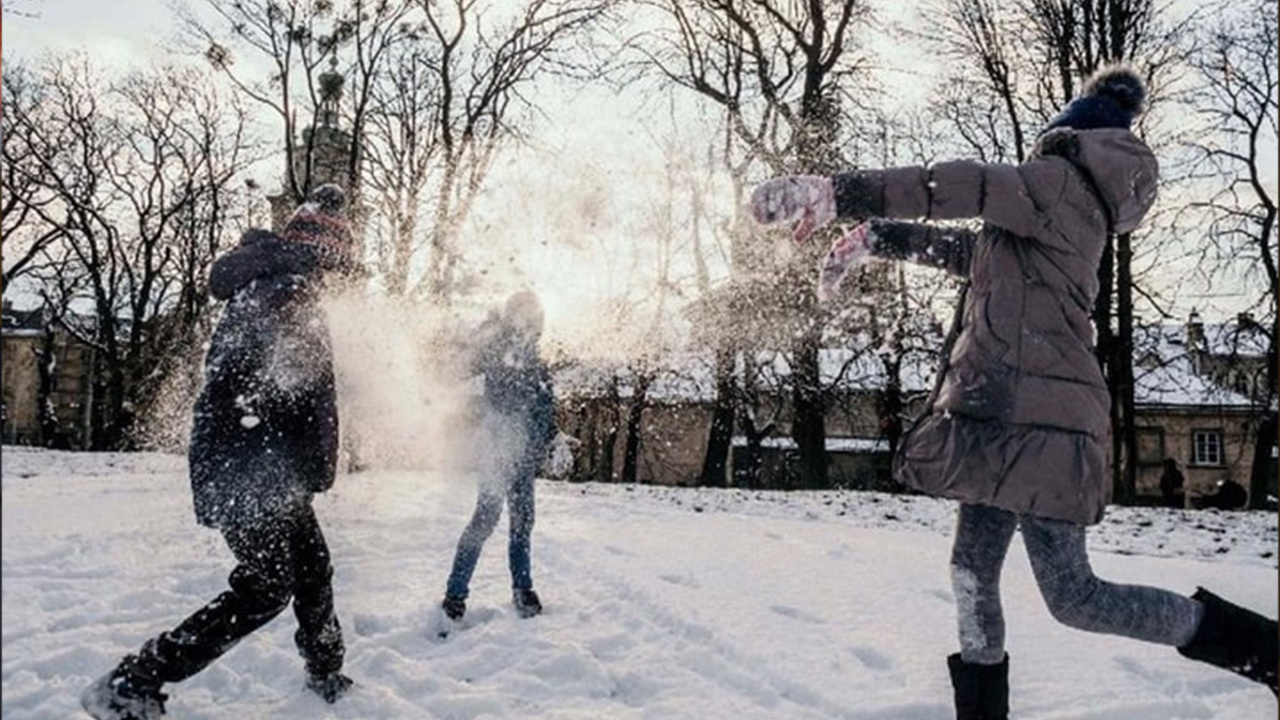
[1133,320,1261,408]
[731,435,889,453]
[1150,316,1270,358]
[1134,360,1256,408]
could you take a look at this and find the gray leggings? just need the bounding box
[951,503,1203,664]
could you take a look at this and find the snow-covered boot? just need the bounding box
[442,595,466,621]
[513,588,542,618]
[305,670,353,703]
[947,653,1008,720]
[80,669,168,720]
[1177,588,1278,695]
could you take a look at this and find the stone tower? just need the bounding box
[268,55,356,232]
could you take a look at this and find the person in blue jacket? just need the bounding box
[442,290,556,621]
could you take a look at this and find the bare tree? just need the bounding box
[632,0,876,489]
[2,62,65,293]
[183,0,416,206]
[393,0,612,300]
[1182,0,1278,508]
[15,55,257,448]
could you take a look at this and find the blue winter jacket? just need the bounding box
[471,319,556,457]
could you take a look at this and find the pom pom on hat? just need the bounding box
[1082,64,1147,116]
[1042,64,1147,134]
[282,183,355,266]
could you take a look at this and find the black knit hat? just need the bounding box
[282,184,354,266]
[1043,64,1147,133]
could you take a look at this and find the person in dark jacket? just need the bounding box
[442,290,556,622]
[1159,458,1186,508]
[750,65,1277,717]
[81,185,360,720]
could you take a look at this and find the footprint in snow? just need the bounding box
[658,573,701,589]
[850,645,893,671]
[769,604,825,624]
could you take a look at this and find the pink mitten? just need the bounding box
[817,222,874,303]
[749,175,836,243]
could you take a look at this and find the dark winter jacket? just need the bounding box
[188,230,340,528]
[470,317,556,455]
[833,128,1159,524]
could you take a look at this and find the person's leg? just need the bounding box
[507,463,536,593]
[951,503,1018,664]
[445,480,505,601]
[1022,514,1277,693]
[83,517,295,718]
[287,504,352,702]
[948,503,1017,720]
[289,505,343,676]
[120,518,296,686]
[1020,514,1201,646]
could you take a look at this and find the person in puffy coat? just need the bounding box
[750,65,1277,717]
[441,290,556,623]
[81,185,360,720]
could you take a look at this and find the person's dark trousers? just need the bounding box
[116,504,344,687]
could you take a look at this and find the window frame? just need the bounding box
[1190,428,1225,468]
[1135,425,1166,467]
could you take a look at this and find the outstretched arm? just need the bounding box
[865,219,976,277]
[816,220,976,302]
[752,158,1076,252]
[833,160,1072,249]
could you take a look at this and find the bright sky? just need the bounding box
[3,0,1275,327]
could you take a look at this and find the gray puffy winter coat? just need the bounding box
[832,128,1158,524]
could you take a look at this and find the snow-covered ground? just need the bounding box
[2,446,1276,720]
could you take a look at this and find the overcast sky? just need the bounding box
[3,0,1274,324]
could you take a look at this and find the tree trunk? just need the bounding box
[1250,309,1278,508]
[35,329,60,447]
[1094,236,1123,503]
[699,347,735,487]
[791,326,827,489]
[1115,231,1137,505]
[878,354,904,492]
[1249,411,1277,509]
[622,374,651,485]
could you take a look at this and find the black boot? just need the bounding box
[1177,587,1278,695]
[947,653,1008,720]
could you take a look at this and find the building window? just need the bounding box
[1136,426,1165,466]
[1191,429,1224,467]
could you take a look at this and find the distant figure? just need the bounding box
[80,185,360,720]
[442,290,556,622]
[1206,478,1248,511]
[1159,458,1185,508]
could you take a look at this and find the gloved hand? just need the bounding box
[817,221,875,303]
[749,175,836,243]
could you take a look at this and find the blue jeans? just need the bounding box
[446,418,541,600]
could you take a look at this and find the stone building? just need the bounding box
[1,302,95,448]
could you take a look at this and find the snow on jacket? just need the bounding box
[188,229,340,528]
[470,317,556,455]
[832,127,1159,524]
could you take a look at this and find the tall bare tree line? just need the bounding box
[2,55,256,448]
[3,1,1274,494]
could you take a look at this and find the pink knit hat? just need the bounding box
[282,184,354,268]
